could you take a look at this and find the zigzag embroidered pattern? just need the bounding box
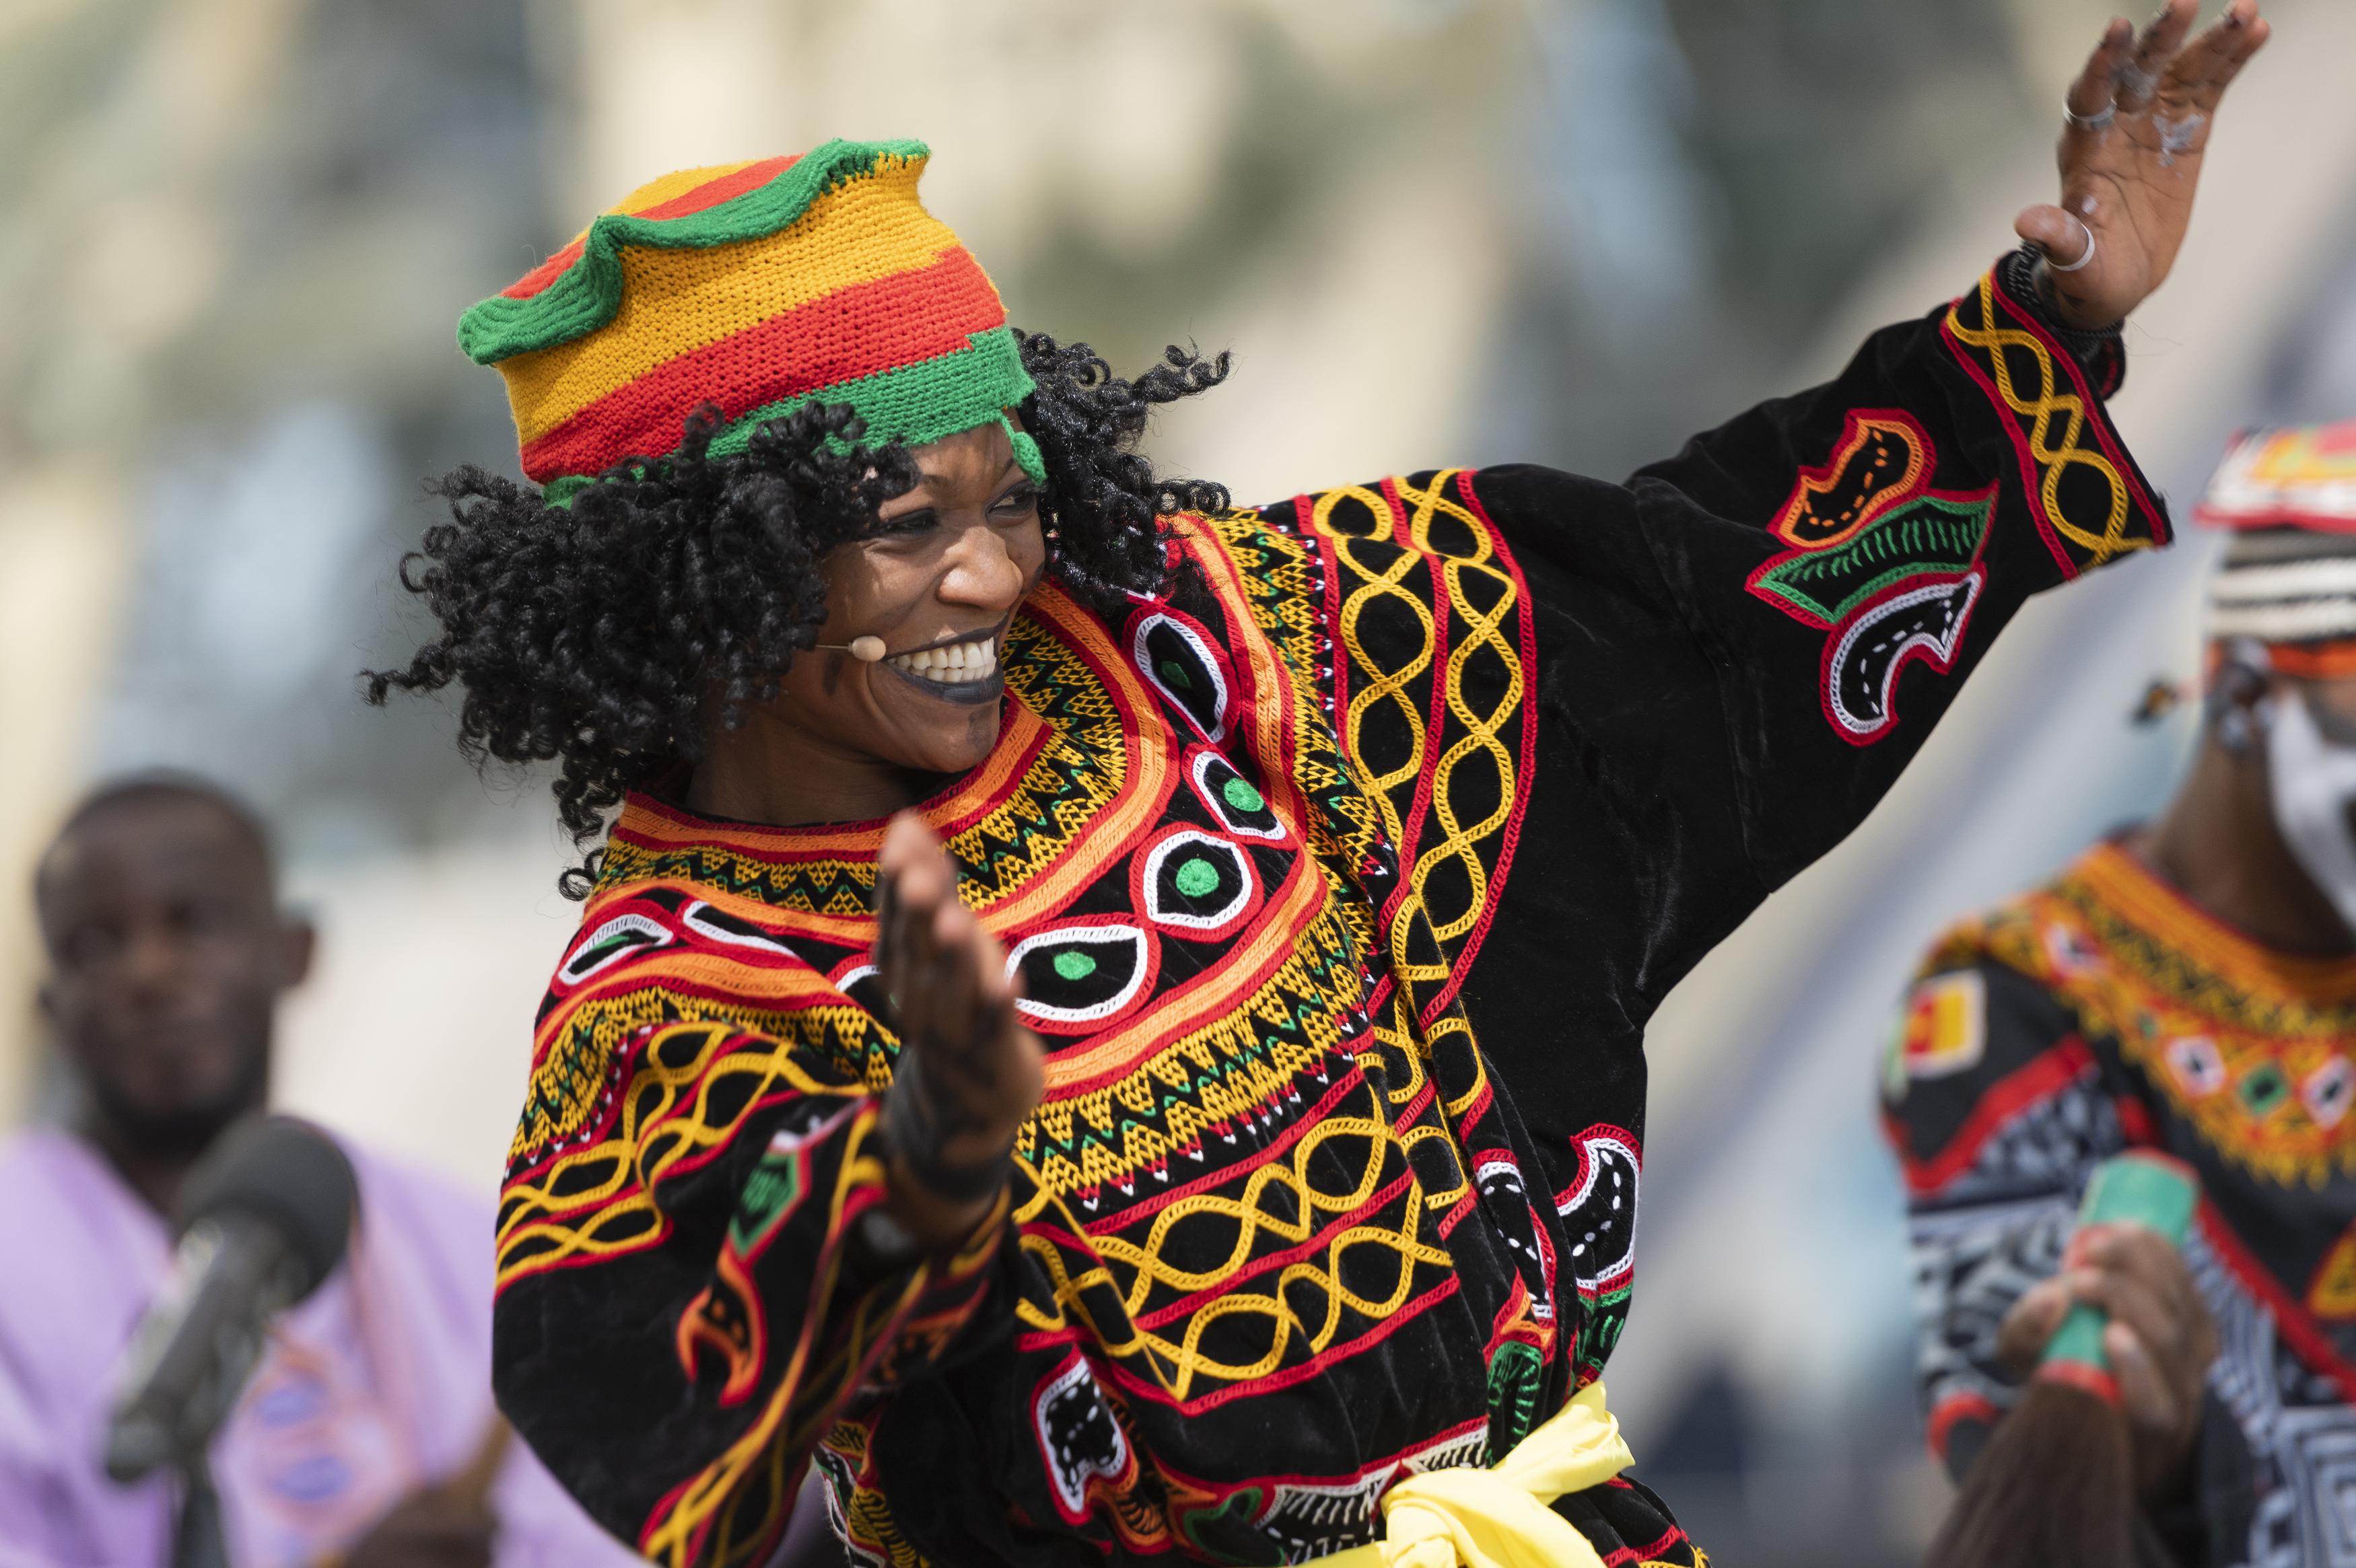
[594,616,1128,921]
[1189,509,1391,977]
[1016,896,1366,1195]
[510,612,1132,1171]
[816,1414,930,1568]
[1936,844,2356,1188]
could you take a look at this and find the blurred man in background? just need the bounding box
[1883,421,2356,1565]
[0,776,635,1568]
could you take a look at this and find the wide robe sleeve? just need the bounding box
[1459,258,2163,1044]
[491,906,1012,1568]
[1373,256,2170,1371]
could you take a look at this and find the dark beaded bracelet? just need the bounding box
[880,1049,1015,1205]
[1997,244,2127,398]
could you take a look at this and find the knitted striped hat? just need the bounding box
[2202,421,2356,676]
[458,139,1040,505]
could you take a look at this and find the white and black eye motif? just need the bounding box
[558,911,673,985]
[1133,612,1229,742]
[1140,831,1254,933]
[1826,571,1982,741]
[1006,923,1155,1028]
[1032,1355,1130,1522]
[681,901,797,956]
[1189,750,1284,841]
[828,960,893,1022]
[1474,1157,1556,1322]
[1555,1129,1639,1294]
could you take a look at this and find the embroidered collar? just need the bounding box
[2070,841,2356,1013]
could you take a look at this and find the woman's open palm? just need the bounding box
[2017,0,2269,328]
[873,814,1043,1246]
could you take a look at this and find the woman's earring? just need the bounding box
[2209,639,2271,757]
[2218,705,2256,756]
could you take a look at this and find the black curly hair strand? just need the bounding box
[365,332,1231,896]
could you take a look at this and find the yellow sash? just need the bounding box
[1316,1382,1633,1568]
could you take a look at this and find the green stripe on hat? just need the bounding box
[457,138,930,367]
[703,328,1037,470]
[539,326,1043,508]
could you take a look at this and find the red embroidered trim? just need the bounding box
[1888,1034,2098,1195]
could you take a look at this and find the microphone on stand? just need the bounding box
[102,1116,357,1491]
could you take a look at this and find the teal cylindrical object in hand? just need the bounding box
[2037,1151,2200,1403]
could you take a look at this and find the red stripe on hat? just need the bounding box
[625,155,799,221]
[519,244,1005,481]
[504,238,588,301]
[501,157,804,302]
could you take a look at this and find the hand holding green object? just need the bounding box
[2038,1153,2202,1398]
[1929,1152,2213,1568]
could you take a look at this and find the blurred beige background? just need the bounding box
[4,0,2352,1558]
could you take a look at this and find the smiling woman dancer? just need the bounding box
[373,7,2266,1565]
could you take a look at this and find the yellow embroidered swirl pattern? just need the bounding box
[1309,471,1526,991]
[1943,273,2143,569]
[498,1018,866,1283]
[1010,1096,1453,1404]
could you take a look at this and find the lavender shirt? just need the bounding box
[0,1129,643,1568]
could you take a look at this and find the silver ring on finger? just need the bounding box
[2067,98,2118,131]
[2047,215,2098,274]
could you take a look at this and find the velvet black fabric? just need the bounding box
[491,259,2166,1568]
[1457,271,2164,1372]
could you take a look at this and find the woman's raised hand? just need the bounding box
[872,813,1044,1250]
[2017,0,2269,330]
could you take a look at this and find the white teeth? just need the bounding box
[887,638,998,684]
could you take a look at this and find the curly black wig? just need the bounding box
[366,331,1231,896]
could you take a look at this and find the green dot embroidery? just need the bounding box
[2240,1063,2289,1115]
[1173,857,1221,898]
[1051,950,1098,982]
[1159,659,1193,691]
[1220,776,1264,814]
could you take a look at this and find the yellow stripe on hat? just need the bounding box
[498,161,963,446]
[608,159,770,216]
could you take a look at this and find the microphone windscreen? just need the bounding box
[174,1116,357,1299]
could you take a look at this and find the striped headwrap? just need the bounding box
[2201,421,2356,677]
[458,139,1040,506]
